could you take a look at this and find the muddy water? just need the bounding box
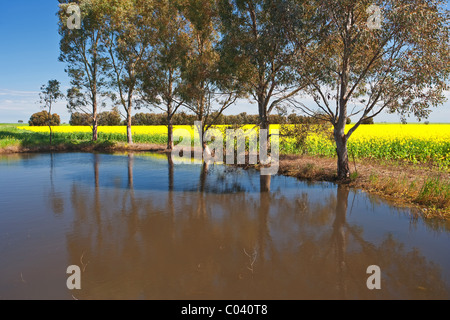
[0,152,449,300]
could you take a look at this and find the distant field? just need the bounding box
[12,123,449,167]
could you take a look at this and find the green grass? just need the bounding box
[417,177,450,208]
[0,126,167,149]
[0,123,28,127]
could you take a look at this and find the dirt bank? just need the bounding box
[278,154,450,219]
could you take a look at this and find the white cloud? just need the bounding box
[0,89,39,97]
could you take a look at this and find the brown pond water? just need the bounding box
[0,152,449,300]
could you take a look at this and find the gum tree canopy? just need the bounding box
[288,0,449,179]
[58,0,109,142]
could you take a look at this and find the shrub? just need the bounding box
[98,108,122,126]
[361,117,374,124]
[132,112,157,125]
[29,111,60,126]
[69,112,92,126]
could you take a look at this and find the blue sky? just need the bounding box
[0,0,448,124]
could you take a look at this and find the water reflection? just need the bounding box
[62,153,448,300]
[49,153,64,215]
[0,152,448,299]
[333,185,348,298]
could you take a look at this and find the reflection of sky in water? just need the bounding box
[0,152,449,299]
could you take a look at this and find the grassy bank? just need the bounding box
[1,124,449,219]
[278,155,450,220]
[0,125,167,151]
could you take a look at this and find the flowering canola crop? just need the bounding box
[19,124,450,167]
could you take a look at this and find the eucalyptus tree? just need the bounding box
[140,0,191,150]
[178,0,245,146]
[58,0,109,141]
[217,0,315,132]
[102,0,157,144]
[38,80,64,145]
[288,0,449,179]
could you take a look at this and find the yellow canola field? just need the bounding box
[345,124,450,141]
[19,123,450,141]
[19,125,183,135]
[18,124,450,166]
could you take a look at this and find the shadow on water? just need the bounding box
[59,152,449,300]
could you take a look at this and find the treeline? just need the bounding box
[69,109,121,126]
[68,111,365,126]
[31,109,377,126]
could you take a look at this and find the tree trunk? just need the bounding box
[196,117,204,150]
[167,115,174,150]
[48,105,53,145]
[260,116,269,131]
[92,117,98,141]
[258,99,269,131]
[259,104,271,165]
[92,93,98,142]
[127,112,133,144]
[335,128,350,179]
[126,90,134,144]
[92,71,98,141]
[167,73,174,151]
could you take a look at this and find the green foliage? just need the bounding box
[350,171,359,180]
[417,177,450,208]
[98,108,122,126]
[176,0,246,137]
[280,122,333,155]
[218,0,312,127]
[360,117,374,125]
[139,0,190,115]
[128,112,325,126]
[29,111,61,126]
[69,112,93,126]
[58,0,110,140]
[39,80,63,113]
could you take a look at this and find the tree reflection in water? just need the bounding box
[48,153,64,215]
[64,153,449,300]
